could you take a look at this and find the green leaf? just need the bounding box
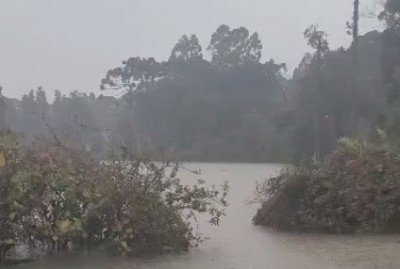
[9,212,16,220]
[3,239,15,245]
[56,220,71,235]
[120,241,128,250]
[0,151,5,167]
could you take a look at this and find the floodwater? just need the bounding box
[9,163,400,269]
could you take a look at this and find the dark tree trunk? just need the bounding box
[353,0,360,67]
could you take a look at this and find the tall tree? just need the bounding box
[353,0,360,66]
[304,25,330,67]
[101,58,166,146]
[380,0,400,102]
[169,34,203,62]
[379,0,400,29]
[208,25,262,69]
[21,90,36,117]
[36,87,49,115]
[101,57,165,92]
[54,90,63,103]
[303,25,330,161]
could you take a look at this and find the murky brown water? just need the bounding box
[9,163,400,269]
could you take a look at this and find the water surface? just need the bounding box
[10,163,400,269]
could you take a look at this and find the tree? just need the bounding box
[379,0,400,30]
[96,24,290,162]
[208,25,262,69]
[353,0,360,66]
[347,1,360,66]
[304,25,330,67]
[101,57,165,92]
[169,34,203,62]
[54,90,62,103]
[380,0,400,102]
[20,90,36,119]
[303,25,330,161]
[100,57,167,145]
[36,87,49,114]
[263,59,286,76]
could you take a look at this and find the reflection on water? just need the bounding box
[10,163,400,269]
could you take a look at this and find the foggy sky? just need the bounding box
[0,0,380,99]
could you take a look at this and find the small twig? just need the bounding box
[40,112,65,149]
[181,165,201,175]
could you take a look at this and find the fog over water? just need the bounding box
[3,1,400,268]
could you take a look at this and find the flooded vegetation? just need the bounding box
[0,130,228,260]
[7,163,400,269]
[254,138,400,233]
[2,0,400,268]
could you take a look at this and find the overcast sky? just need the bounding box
[0,0,381,99]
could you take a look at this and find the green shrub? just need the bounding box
[0,129,228,261]
[254,138,400,233]
[0,129,24,259]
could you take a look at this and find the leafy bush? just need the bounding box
[254,137,400,233]
[0,130,22,259]
[0,129,228,261]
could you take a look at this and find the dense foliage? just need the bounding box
[1,16,399,163]
[1,0,400,260]
[254,136,400,233]
[253,0,400,233]
[1,24,289,163]
[0,129,228,261]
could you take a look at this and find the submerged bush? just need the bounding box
[0,129,228,261]
[254,137,400,233]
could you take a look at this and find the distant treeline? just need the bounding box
[1,12,400,161]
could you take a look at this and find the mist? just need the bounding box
[2,1,400,269]
[0,0,378,99]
